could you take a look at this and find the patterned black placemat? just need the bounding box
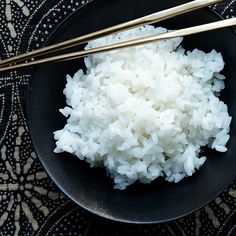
[0,0,235,235]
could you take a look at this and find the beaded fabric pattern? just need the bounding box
[0,0,235,235]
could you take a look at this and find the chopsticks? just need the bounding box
[1,17,236,72]
[0,0,227,72]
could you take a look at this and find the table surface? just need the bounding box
[0,0,235,235]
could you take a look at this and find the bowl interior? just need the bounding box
[27,0,236,223]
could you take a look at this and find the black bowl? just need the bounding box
[27,0,236,223]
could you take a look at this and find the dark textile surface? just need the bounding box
[0,0,235,235]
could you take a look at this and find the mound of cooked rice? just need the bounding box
[54,25,231,190]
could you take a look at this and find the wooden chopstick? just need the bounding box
[0,17,235,72]
[0,0,223,68]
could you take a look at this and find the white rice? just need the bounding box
[54,25,231,190]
